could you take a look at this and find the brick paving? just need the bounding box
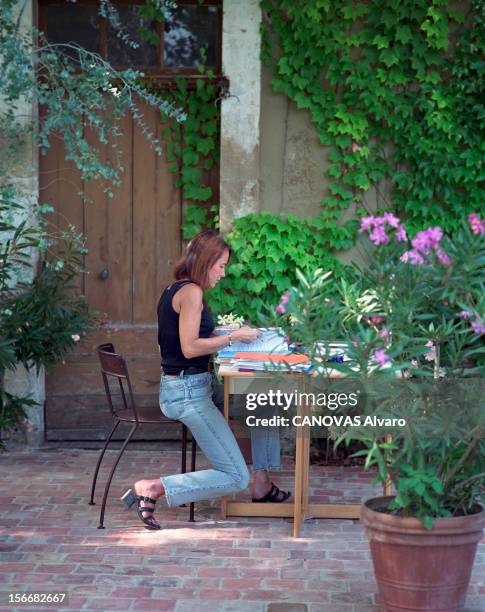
[0,448,483,612]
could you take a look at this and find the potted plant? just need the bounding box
[274,212,485,611]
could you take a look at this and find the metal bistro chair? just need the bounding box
[89,343,196,528]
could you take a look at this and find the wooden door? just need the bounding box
[42,101,184,441]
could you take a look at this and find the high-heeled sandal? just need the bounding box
[120,488,161,530]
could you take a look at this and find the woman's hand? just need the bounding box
[231,326,261,343]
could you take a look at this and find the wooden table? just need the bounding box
[218,365,372,537]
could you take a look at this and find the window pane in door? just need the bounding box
[164,5,217,68]
[107,5,159,67]
[46,5,99,58]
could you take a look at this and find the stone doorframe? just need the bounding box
[219,0,262,233]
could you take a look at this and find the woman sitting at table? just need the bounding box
[121,229,290,530]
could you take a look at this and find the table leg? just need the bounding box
[293,424,304,537]
[301,424,311,517]
[293,391,312,538]
[301,389,312,518]
[221,375,230,520]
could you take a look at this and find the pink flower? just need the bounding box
[280,290,290,305]
[435,248,451,266]
[424,340,436,361]
[383,212,400,228]
[359,216,375,232]
[373,349,390,366]
[468,213,485,235]
[410,250,426,265]
[426,227,444,247]
[411,227,443,253]
[411,359,419,367]
[276,290,291,315]
[400,249,425,265]
[401,226,451,266]
[364,315,384,326]
[369,224,389,245]
[379,327,389,339]
[359,212,408,246]
[395,225,408,242]
[359,212,410,246]
[471,319,485,334]
[456,310,470,319]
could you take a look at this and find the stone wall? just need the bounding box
[1,1,45,447]
[219,0,261,233]
[259,65,330,219]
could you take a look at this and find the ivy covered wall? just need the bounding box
[207,0,484,320]
[259,0,483,235]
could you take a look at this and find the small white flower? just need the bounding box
[71,334,81,342]
[217,313,244,327]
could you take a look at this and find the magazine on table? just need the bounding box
[216,327,290,359]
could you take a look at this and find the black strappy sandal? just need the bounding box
[252,482,291,503]
[121,488,161,530]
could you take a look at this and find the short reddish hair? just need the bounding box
[174,230,231,290]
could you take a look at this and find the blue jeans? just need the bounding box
[251,425,281,472]
[211,382,281,472]
[159,372,250,507]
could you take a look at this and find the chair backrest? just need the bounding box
[97,343,139,421]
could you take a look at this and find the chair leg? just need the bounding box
[89,420,121,505]
[179,424,188,507]
[97,423,138,529]
[189,436,196,522]
[181,423,187,473]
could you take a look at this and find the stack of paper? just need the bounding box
[235,352,311,373]
[216,327,311,371]
[217,328,290,360]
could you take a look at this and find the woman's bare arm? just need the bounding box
[177,284,260,359]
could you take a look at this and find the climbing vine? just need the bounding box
[158,62,221,239]
[208,212,353,321]
[261,0,484,234]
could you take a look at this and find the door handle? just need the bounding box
[99,267,110,280]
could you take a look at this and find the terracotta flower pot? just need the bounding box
[361,496,485,611]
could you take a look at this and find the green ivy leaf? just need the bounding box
[183,185,212,201]
[196,137,214,156]
[381,49,399,67]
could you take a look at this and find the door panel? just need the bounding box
[84,111,134,322]
[42,101,185,441]
[132,103,182,324]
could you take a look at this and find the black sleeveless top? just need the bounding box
[157,280,215,373]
